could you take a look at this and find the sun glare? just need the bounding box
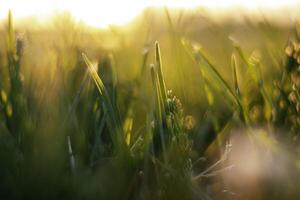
[0,0,299,28]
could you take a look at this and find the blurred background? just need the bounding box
[1,1,300,199]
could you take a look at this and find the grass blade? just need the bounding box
[82,53,125,151]
[155,41,169,115]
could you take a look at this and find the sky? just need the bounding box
[1,0,300,28]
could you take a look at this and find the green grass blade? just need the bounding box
[234,46,274,119]
[123,49,149,147]
[231,54,240,97]
[155,42,168,113]
[82,53,105,95]
[150,65,163,125]
[181,39,237,106]
[82,53,125,150]
[231,54,249,123]
[196,49,238,107]
[150,65,167,162]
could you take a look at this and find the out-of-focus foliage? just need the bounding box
[0,8,300,200]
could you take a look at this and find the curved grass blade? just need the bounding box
[182,40,249,123]
[231,54,240,97]
[195,49,239,109]
[82,53,125,151]
[234,46,274,119]
[231,54,249,123]
[123,48,149,147]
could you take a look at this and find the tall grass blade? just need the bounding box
[82,53,125,151]
[150,65,167,162]
[67,136,76,172]
[231,54,240,97]
[123,48,149,147]
[196,49,239,108]
[155,42,169,114]
[231,54,249,123]
[234,46,274,119]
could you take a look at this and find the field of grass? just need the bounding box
[1,8,300,199]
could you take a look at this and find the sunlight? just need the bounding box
[0,0,299,28]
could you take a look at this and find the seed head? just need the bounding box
[288,91,298,103]
[279,100,287,110]
[291,70,300,88]
[285,45,294,57]
[16,32,25,57]
[296,102,300,113]
[184,115,195,130]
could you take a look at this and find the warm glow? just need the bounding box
[1,0,299,28]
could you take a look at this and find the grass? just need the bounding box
[0,10,300,199]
